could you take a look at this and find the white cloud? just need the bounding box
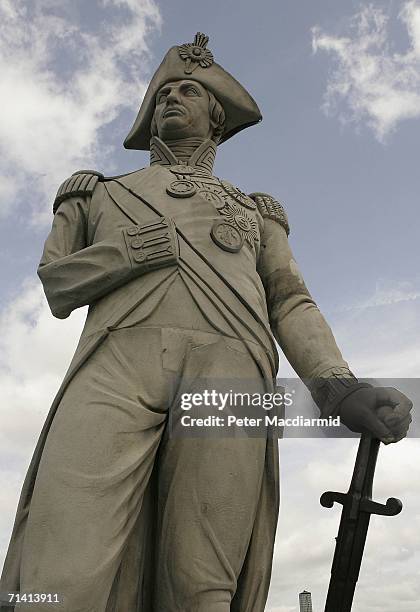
[331,294,420,378]
[0,280,86,567]
[0,0,161,222]
[279,279,420,379]
[345,278,420,309]
[312,1,420,140]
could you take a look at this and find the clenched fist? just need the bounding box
[338,387,413,444]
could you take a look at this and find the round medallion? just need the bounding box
[210,220,244,253]
[127,226,140,236]
[166,180,197,198]
[220,180,256,210]
[169,165,196,176]
[197,189,225,209]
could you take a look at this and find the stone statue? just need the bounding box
[1,33,412,612]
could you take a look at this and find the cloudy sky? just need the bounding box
[1,1,419,610]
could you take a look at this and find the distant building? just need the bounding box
[299,590,313,612]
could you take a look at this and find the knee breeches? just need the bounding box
[17,327,277,612]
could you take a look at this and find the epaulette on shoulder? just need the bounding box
[53,170,104,214]
[248,192,290,236]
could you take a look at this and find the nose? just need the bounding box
[166,87,182,104]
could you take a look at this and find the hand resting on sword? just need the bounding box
[338,387,413,444]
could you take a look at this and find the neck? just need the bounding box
[164,137,206,163]
[150,136,217,174]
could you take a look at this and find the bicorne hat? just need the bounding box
[124,32,262,150]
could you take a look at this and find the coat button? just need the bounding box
[133,251,146,263]
[130,238,143,249]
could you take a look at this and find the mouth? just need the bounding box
[163,107,185,118]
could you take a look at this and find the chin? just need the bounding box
[161,115,189,131]
[159,125,195,142]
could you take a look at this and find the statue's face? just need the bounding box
[153,79,212,141]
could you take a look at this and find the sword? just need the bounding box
[320,434,403,611]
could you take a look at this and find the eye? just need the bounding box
[157,93,167,104]
[185,87,200,97]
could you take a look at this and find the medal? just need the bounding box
[166,180,197,198]
[210,220,244,253]
[219,202,259,246]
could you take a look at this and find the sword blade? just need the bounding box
[321,434,402,612]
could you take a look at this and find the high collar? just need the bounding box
[150,137,217,174]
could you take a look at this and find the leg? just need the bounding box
[154,335,276,611]
[155,437,267,612]
[17,328,169,612]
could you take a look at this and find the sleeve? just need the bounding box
[39,180,179,320]
[255,200,364,417]
[37,192,138,319]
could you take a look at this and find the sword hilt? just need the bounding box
[360,497,402,516]
[320,491,402,517]
[320,435,403,518]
